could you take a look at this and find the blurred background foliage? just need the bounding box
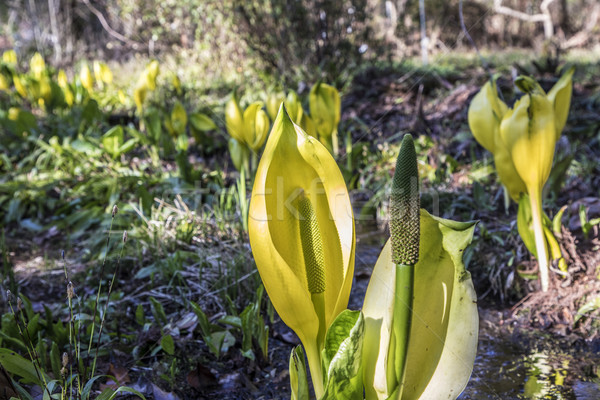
[1,0,599,86]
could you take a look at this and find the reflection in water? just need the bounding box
[459,338,600,400]
[523,352,569,399]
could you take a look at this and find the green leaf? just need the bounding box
[102,126,124,158]
[362,210,478,400]
[161,334,175,355]
[190,113,217,131]
[0,348,49,384]
[149,297,167,325]
[574,296,600,325]
[518,194,538,257]
[322,310,364,400]
[171,101,188,136]
[135,304,145,326]
[50,341,61,379]
[552,205,568,237]
[289,345,309,400]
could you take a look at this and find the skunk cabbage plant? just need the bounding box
[468,68,574,291]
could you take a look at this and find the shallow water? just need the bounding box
[459,331,600,399]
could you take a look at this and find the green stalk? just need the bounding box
[391,263,414,397]
[529,185,549,292]
[310,292,326,398]
[388,134,420,398]
[304,340,325,398]
[331,130,339,158]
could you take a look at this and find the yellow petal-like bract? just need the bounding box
[309,82,341,139]
[249,105,355,397]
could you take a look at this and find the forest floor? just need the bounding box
[3,50,600,399]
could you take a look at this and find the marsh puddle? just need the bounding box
[460,334,600,399]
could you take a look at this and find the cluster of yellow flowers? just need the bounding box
[468,68,574,292]
[224,83,341,175]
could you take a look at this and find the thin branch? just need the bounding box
[493,0,556,39]
[80,0,142,48]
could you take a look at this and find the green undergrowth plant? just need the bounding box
[0,206,145,399]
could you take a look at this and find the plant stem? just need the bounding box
[390,263,414,398]
[308,292,327,398]
[529,186,549,291]
[331,130,339,158]
[304,340,325,399]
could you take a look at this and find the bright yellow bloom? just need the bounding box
[93,61,113,85]
[309,82,341,155]
[468,79,526,200]
[469,68,574,292]
[266,91,285,121]
[225,94,245,143]
[2,50,17,66]
[30,53,46,79]
[225,95,270,153]
[80,63,93,91]
[249,106,355,397]
[243,102,270,152]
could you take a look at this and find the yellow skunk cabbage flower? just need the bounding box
[225,94,245,143]
[0,74,9,91]
[500,79,557,292]
[134,86,147,113]
[309,82,341,156]
[30,53,46,79]
[226,96,270,152]
[3,50,17,66]
[172,74,182,95]
[80,63,93,91]
[546,67,574,140]
[363,212,478,400]
[244,102,270,152]
[57,70,74,106]
[93,61,113,86]
[249,106,355,398]
[284,91,304,124]
[299,112,317,139]
[468,79,526,201]
[266,91,285,121]
[12,75,28,98]
[145,60,160,90]
[469,69,574,292]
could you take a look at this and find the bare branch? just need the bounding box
[493,0,557,39]
[79,0,142,48]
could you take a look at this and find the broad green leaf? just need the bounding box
[102,126,124,158]
[190,113,217,131]
[322,310,364,400]
[518,194,538,257]
[289,345,309,400]
[574,296,600,325]
[171,101,188,137]
[552,206,568,237]
[362,210,478,400]
[0,348,49,384]
[161,334,175,355]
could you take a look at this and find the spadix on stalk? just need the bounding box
[363,136,478,400]
[248,106,355,399]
